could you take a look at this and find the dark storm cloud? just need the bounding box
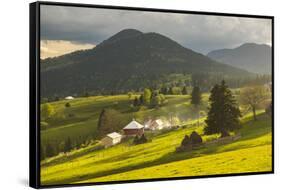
[41,5,272,54]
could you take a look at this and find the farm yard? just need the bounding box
[40,90,272,185]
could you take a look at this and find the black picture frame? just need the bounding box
[30,1,274,189]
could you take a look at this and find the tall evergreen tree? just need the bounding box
[191,86,201,105]
[204,80,241,135]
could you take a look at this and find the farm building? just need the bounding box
[144,119,171,130]
[123,120,144,136]
[65,96,74,100]
[101,132,122,148]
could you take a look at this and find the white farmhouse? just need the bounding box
[101,132,122,148]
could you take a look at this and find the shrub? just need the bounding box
[133,135,139,144]
[133,134,148,145]
[65,102,71,107]
[181,135,191,147]
[139,134,148,144]
[220,130,230,138]
[190,131,203,145]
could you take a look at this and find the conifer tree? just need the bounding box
[204,80,241,135]
[191,86,201,105]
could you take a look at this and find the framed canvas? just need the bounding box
[29,1,274,188]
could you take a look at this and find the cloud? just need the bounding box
[41,5,272,54]
[40,40,95,59]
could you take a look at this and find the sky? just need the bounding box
[40,5,272,59]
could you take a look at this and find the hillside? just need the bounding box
[40,94,209,154]
[41,29,251,98]
[207,43,272,74]
[40,112,272,185]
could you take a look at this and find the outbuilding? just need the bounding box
[144,118,171,130]
[101,132,122,148]
[123,120,144,136]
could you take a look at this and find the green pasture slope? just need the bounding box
[41,94,209,148]
[41,112,272,185]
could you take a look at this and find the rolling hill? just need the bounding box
[207,43,272,74]
[41,29,251,98]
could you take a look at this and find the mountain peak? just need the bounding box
[237,43,270,49]
[207,42,271,74]
[100,29,143,46]
[117,29,143,36]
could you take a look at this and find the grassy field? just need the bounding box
[40,111,272,185]
[41,94,209,148]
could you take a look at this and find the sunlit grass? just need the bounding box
[40,111,272,185]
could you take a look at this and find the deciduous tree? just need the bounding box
[240,85,269,121]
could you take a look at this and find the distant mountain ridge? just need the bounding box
[41,29,251,98]
[207,43,272,74]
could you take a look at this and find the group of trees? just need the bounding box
[191,73,271,91]
[132,88,167,108]
[178,80,270,153]
[40,137,86,161]
[97,108,125,137]
[188,80,269,136]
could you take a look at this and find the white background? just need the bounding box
[0,0,279,189]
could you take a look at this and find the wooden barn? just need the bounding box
[123,120,144,136]
[101,132,122,148]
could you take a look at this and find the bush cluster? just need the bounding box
[177,131,203,152]
[133,134,148,145]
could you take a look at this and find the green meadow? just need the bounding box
[40,96,272,185]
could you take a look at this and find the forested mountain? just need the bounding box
[207,43,271,74]
[41,29,251,98]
